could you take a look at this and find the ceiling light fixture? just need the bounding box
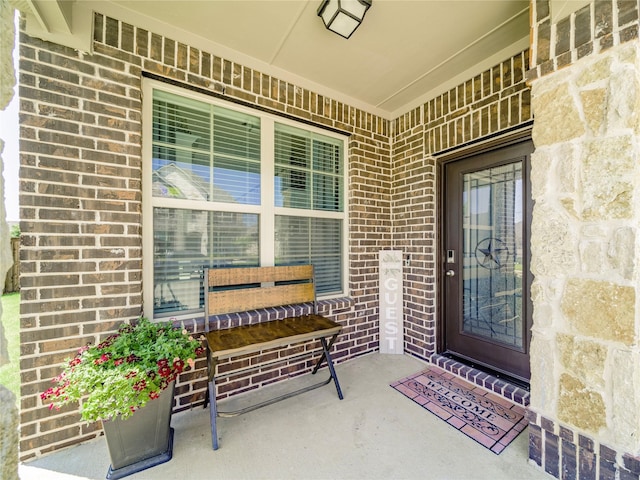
[317,0,372,39]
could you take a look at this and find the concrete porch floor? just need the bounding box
[20,353,550,480]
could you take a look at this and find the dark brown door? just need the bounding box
[443,140,533,382]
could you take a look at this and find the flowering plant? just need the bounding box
[41,317,205,423]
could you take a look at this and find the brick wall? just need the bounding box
[528,0,639,82]
[391,51,532,363]
[18,12,389,460]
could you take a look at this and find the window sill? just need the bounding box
[164,297,354,333]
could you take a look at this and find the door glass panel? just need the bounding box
[462,161,523,349]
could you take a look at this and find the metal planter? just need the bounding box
[102,381,175,480]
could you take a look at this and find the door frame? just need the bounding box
[436,124,534,379]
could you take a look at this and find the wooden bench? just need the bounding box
[202,265,344,450]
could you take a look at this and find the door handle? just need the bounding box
[445,270,455,277]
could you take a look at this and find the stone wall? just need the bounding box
[527,1,640,478]
[18,11,388,460]
[0,0,19,478]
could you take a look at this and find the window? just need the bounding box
[143,81,347,318]
[274,124,344,294]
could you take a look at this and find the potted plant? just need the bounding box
[41,317,204,480]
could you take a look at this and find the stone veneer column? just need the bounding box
[529,38,640,463]
[0,0,19,478]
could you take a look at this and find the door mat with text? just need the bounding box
[391,367,527,454]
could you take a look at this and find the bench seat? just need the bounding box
[206,314,341,360]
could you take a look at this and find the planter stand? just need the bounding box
[102,382,175,480]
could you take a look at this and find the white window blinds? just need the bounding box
[146,84,346,318]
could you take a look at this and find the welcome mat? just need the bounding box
[391,367,527,454]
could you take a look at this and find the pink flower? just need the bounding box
[158,365,172,378]
[133,380,147,391]
[187,358,195,370]
[94,354,110,365]
[149,391,160,400]
[106,333,119,343]
[126,354,139,363]
[173,359,184,373]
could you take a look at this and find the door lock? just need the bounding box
[445,270,455,277]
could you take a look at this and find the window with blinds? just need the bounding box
[274,123,344,295]
[274,123,343,211]
[152,90,261,205]
[275,216,342,295]
[146,84,347,317]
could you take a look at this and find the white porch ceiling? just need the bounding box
[20,0,532,118]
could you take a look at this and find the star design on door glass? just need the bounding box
[474,238,509,269]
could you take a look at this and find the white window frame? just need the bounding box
[141,79,349,320]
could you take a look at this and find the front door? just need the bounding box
[443,140,533,381]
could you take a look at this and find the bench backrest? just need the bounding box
[204,265,317,329]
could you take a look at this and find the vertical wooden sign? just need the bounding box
[379,250,404,354]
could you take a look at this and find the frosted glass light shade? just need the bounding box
[317,0,372,39]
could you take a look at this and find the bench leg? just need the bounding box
[208,378,219,450]
[319,337,343,400]
[203,382,210,409]
[205,352,220,450]
[203,344,212,409]
[311,333,337,374]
